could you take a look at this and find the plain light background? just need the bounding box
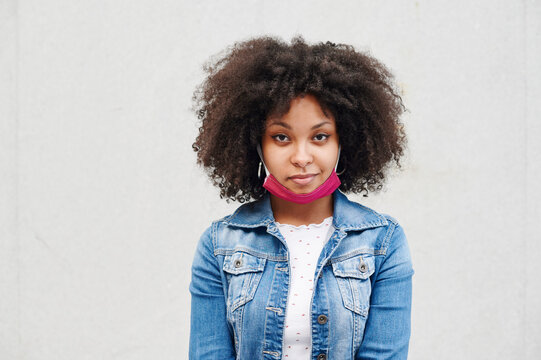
[1,0,540,359]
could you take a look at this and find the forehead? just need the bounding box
[265,94,335,128]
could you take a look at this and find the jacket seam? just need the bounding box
[338,221,388,231]
[223,219,272,228]
[225,220,387,231]
[328,249,380,262]
[214,248,288,261]
[211,220,218,253]
[378,219,398,256]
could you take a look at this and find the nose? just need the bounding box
[290,143,313,168]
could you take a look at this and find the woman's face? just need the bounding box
[261,94,339,194]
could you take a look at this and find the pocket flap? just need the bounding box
[223,252,266,275]
[332,254,375,280]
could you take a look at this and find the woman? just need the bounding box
[189,36,414,360]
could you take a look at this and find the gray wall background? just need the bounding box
[1,0,540,359]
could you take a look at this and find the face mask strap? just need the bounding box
[334,145,341,172]
[256,144,270,177]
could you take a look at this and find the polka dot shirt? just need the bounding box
[276,216,335,359]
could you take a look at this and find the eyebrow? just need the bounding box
[267,121,291,129]
[310,121,333,130]
[267,120,332,130]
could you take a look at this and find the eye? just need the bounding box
[313,133,330,142]
[272,134,289,142]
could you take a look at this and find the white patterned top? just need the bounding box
[276,216,335,359]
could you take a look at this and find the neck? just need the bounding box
[270,193,334,226]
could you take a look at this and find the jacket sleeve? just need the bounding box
[189,225,236,359]
[356,221,414,360]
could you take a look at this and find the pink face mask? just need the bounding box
[256,144,342,204]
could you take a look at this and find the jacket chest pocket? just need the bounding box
[331,254,375,317]
[223,252,266,312]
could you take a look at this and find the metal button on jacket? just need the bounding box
[317,354,327,360]
[360,263,367,272]
[317,314,328,324]
[234,259,242,268]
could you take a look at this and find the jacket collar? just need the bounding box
[224,190,388,231]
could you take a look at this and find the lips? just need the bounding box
[289,174,317,186]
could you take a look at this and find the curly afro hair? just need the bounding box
[192,36,406,202]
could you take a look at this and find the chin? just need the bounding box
[290,182,324,194]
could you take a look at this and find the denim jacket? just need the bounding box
[189,190,414,360]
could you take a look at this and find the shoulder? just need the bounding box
[333,191,388,230]
[369,213,413,278]
[196,197,282,258]
[334,192,408,256]
[340,203,414,279]
[219,196,274,228]
[196,198,264,239]
[377,213,408,255]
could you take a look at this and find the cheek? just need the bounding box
[260,137,272,161]
[261,144,283,169]
[320,149,339,170]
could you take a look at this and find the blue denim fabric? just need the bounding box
[189,190,414,360]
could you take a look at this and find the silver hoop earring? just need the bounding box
[336,166,346,176]
[258,161,263,178]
